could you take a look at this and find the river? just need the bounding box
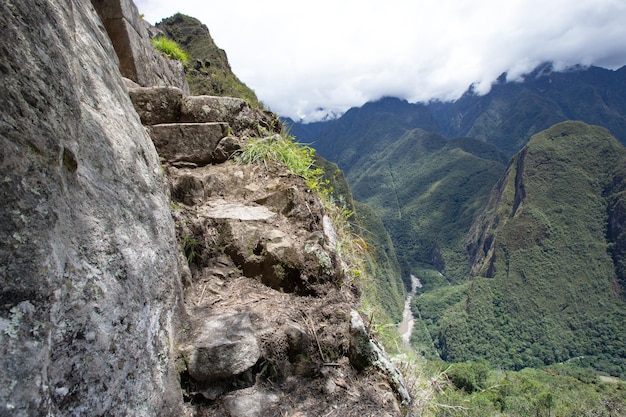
[398,274,422,345]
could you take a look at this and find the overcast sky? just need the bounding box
[135,0,626,122]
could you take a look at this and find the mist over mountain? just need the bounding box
[289,63,626,157]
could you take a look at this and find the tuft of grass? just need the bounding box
[233,134,321,183]
[150,36,190,65]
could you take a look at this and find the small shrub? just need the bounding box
[182,235,199,263]
[446,360,490,393]
[150,36,190,64]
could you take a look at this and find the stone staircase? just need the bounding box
[124,84,410,416]
[126,83,281,167]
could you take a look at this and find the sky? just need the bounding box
[135,0,626,122]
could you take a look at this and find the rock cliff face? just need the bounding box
[0,0,184,415]
[92,0,190,93]
[0,0,407,416]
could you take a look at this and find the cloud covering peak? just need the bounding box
[136,0,626,121]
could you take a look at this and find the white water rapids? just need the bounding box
[398,274,422,345]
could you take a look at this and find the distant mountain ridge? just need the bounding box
[289,63,626,157]
[286,63,626,284]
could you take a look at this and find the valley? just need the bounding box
[5,3,625,414]
[289,65,626,380]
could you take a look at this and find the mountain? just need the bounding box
[430,121,626,375]
[348,129,507,285]
[295,97,440,174]
[291,64,626,159]
[287,61,626,300]
[430,63,626,155]
[156,13,262,107]
[286,66,626,376]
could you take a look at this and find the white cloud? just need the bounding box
[135,0,626,121]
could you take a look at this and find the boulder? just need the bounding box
[186,313,260,382]
[219,220,306,292]
[221,387,280,417]
[127,86,184,125]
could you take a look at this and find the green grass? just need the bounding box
[233,134,319,182]
[150,36,190,64]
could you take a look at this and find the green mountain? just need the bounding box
[156,13,261,107]
[287,67,626,374]
[429,64,626,156]
[428,121,626,375]
[313,155,406,323]
[291,64,626,159]
[348,129,507,286]
[288,64,626,288]
[307,97,440,174]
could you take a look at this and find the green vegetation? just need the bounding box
[233,134,319,181]
[150,36,190,64]
[431,362,626,416]
[436,122,626,375]
[157,13,261,107]
[353,201,405,323]
[182,235,199,263]
[349,129,507,285]
[399,352,625,417]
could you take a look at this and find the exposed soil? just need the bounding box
[165,159,405,417]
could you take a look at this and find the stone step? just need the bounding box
[128,86,184,125]
[180,95,266,136]
[128,85,282,137]
[149,122,232,166]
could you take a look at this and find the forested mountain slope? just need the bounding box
[429,64,626,155]
[348,129,507,285]
[425,122,626,375]
[288,62,626,295]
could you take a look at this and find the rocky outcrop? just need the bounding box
[0,0,184,415]
[91,0,190,93]
[140,94,408,412]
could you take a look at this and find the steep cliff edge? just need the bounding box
[0,0,408,415]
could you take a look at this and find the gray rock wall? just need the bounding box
[0,0,184,415]
[91,0,190,94]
